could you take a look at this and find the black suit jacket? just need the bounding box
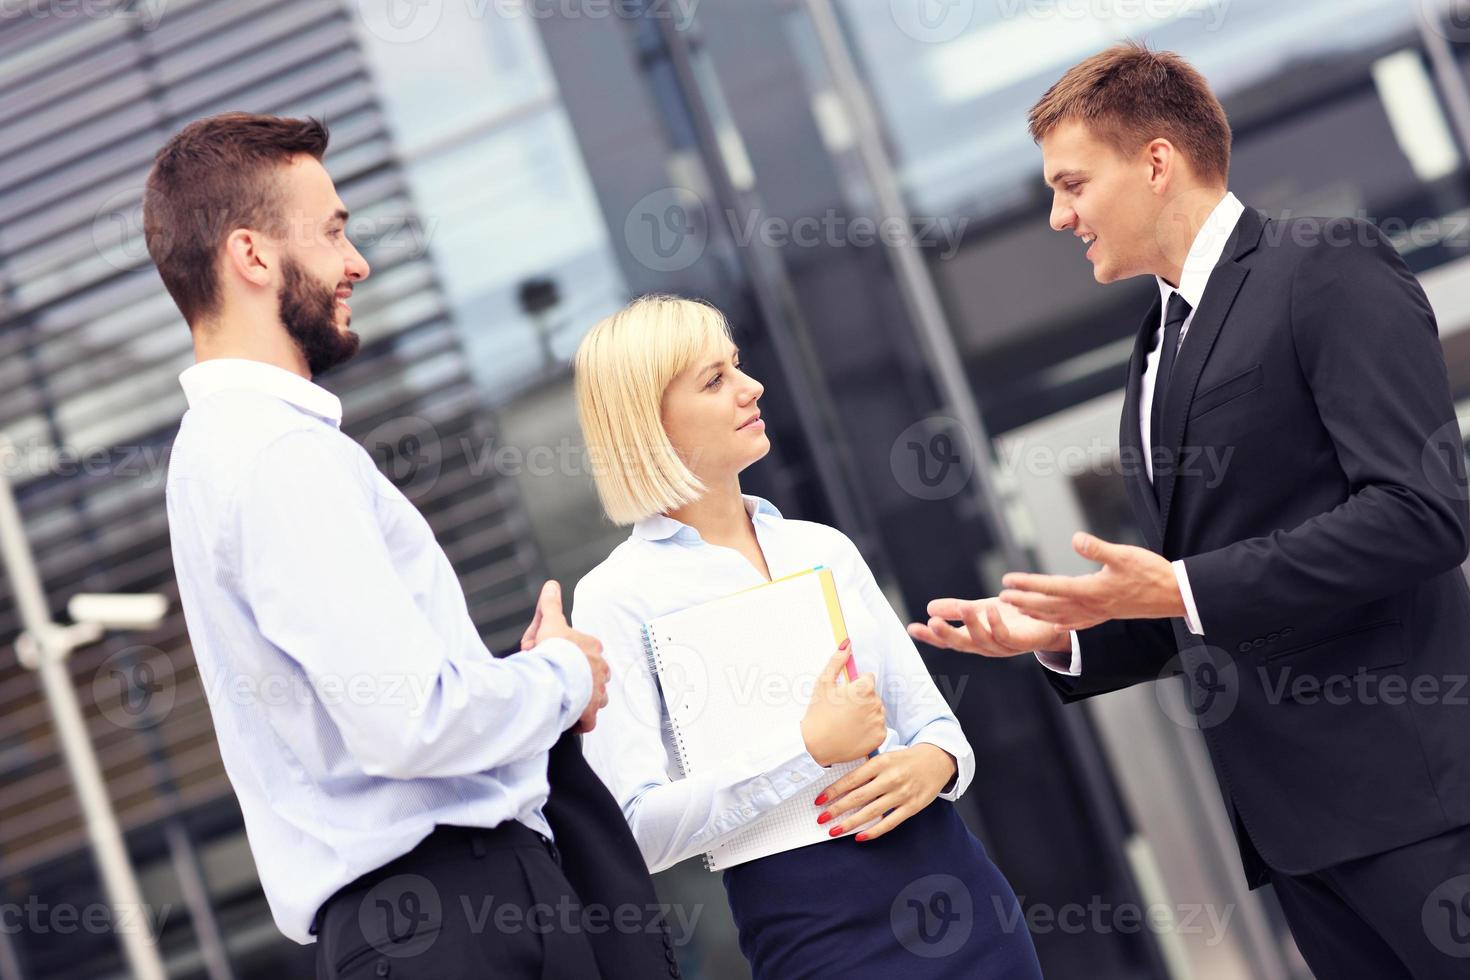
[541,730,683,978]
[1047,205,1470,886]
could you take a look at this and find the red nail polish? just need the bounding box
[839,638,850,651]
[855,833,868,842]
[814,795,827,806]
[829,826,843,837]
[817,812,830,825]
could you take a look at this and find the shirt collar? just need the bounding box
[1156,190,1245,312]
[631,493,782,542]
[179,358,343,427]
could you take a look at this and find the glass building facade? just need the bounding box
[4,1,1470,977]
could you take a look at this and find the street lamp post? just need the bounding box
[0,436,168,980]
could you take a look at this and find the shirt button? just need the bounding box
[375,959,389,976]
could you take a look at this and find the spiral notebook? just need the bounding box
[639,566,870,871]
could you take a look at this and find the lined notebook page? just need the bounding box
[644,568,867,871]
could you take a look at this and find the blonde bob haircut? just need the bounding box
[574,294,734,526]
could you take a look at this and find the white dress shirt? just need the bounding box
[572,494,975,873]
[165,358,592,944]
[1038,191,1245,675]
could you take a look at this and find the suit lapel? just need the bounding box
[1121,294,1164,549]
[1156,207,1266,533]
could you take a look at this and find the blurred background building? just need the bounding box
[3,0,1470,977]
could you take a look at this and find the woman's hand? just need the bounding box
[800,640,887,766]
[814,743,956,842]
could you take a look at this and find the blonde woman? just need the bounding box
[569,295,1041,979]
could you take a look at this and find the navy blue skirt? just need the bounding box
[722,800,1042,979]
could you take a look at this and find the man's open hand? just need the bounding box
[998,532,1185,631]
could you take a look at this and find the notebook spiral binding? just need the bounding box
[640,623,717,871]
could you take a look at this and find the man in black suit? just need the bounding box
[910,42,1470,977]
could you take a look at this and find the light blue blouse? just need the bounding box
[572,494,975,873]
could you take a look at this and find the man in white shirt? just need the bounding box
[911,44,1470,978]
[145,112,653,979]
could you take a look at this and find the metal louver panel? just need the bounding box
[0,0,546,881]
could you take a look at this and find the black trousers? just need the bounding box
[313,822,600,980]
[1268,822,1470,978]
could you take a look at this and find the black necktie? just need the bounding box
[1150,292,1192,496]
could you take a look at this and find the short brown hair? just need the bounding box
[1028,42,1231,185]
[143,112,330,325]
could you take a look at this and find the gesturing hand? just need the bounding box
[520,580,609,734]
[998,532,1185,632]
[813,743,956,842]
[907,596,1068,656]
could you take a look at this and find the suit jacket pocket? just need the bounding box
[1189,363,1263,421]
[1259,619,1406,700]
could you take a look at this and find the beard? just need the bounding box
[279,256,360,376]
